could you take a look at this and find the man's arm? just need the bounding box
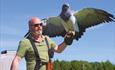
[54,42,67,53]
[10,55,21,70]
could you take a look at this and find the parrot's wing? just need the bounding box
[42,16,66,37]
[74,8,115,40]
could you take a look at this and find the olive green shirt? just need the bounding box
[16,36,56,70]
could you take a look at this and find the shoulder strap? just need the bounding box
[45,37,50,49]
[45,36,54,59]
[28,37,41,61]
[27,37,42,70]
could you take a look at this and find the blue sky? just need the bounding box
[0,0,115,65]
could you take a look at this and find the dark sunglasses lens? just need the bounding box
[34,24,39,27]
[39,23,43,26]
[33,23,42,27]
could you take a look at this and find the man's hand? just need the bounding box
[64,31,75,45]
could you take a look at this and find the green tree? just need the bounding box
[53,60,61,70]
[60,60,71,70]
[53,60,115,70]
[102,60,115,70]
[71,60,79,70]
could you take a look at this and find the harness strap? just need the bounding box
[28,36,53,70]
[45,37,53,70]
[28,37,42,70]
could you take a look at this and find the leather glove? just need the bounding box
[64,31,75,45]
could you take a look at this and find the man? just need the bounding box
[11,17,75,70]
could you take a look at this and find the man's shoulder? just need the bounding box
[43,35,50,39]
[43,35,53,42]
[43,35,55,43]
[20,38,30,43]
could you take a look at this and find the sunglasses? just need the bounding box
[31,23,43,27]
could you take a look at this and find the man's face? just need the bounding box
[29,23,43,35]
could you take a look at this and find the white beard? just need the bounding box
[31,30,42,35]
[35,31,42,35]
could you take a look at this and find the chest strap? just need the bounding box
[28,37,43,70]
[28,36,53,70]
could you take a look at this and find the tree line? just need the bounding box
[53,60,115,70]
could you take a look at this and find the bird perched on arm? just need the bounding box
[25,3,115,45]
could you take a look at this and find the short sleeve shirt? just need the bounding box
[16,36,57,70]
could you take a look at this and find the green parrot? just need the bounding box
[42,4,115,41]
[25,4,114,45]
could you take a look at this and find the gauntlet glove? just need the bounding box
[64,31,75,45]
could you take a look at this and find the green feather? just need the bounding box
[74,8,114,28]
